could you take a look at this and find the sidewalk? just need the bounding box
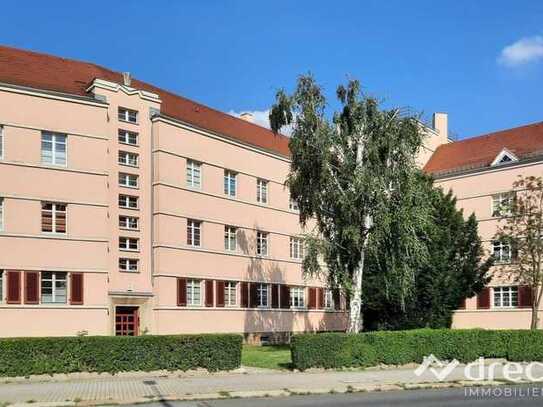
[0,362,537,406]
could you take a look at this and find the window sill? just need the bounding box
[119,163,139,169]
[118,119,139,126]
[118,141,140,148]
[119,248,140,253]
[119,185,139,190]
[41,162,68,169]
[119,206,140,211]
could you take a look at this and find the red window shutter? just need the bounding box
[280,285,290,309]
[317,288,324,309]
[177,278,187,306]
[477,287,490,309]
[308,287,317,309]
[271,284,279,309]
[216,281,225,307]
[240,282,249,308]
[458,298,466,310]
[70,273,84,305]
[205,280,214,307]
[24,271,40,304]
[519,286,533,308]
[333,289,341,310]
[7,271,21,304]
[249,283,258,308]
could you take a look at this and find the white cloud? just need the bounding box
[498,35,543,67]
[229,109,294,136]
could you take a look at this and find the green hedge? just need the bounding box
[291,329,543,370]
[0,334,242,377]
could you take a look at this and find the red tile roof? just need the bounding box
[424,122,543,176]
[0,45,290,157]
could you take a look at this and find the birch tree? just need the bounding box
[270,76,428,332]
[496,175,543,329]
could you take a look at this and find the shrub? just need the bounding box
[0,334,242,377]
[291,329,543,370]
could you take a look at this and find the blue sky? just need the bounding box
[1,1,542,139]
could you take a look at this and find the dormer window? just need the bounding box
[491,148,518,167]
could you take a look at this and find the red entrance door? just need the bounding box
[115,306,139,336]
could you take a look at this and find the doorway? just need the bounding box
[115,306,139,336]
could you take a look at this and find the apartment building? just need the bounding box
[0,45,347,339]
[425,122,543,329]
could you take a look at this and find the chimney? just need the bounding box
[432,112,448,140]
[239,112,254,123]
[122,72,131,87]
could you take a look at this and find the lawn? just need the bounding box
[241,345,292,370]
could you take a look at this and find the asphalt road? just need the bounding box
[135,385,543,407]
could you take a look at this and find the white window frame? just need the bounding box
[41,132,67,166]
[119,215,139,230]
[224,170,237,197]
[324,289,334,309]
[290,286,306,309]
[118,129,138,146]
[118,107,138,124]
[256,283,270,308]
[119,258,139,272]
[224,281,237,307]
[186,160,202,189]
[493,286,519,308]
[42,202,67,234]
[187,219,201,247]
[119,172,139,188]
[119,194,138,209]
[492,240,512,263]
[0,125,3,160]
[256,231,269,256]
[257,179,268,204]
[491,192,514,217]
[224,226,237,251]
[187,279,202,306]
[0,270,3,303]
[0,198,3,232]
[119,237,139,251]
[118,151,139,167]
[41,271,67,304]
[290,237,304,259]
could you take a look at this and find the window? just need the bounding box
[256,231,268,256]
[119,172,139,188]
[290,286,306,308]
[256,283,270,307]
[324,289,334,309]
[119,194,138,209]
[119,215,138,230]
[186,160,202,188]
[289,197,299,211]
[118,129,138,146]
[492,241,513,263]
[41,272,67,304]
[118,107,138,123]
[41,132,66,166]
[118,151,138,167]
[0,270,3,303]
[492,192,514,217]
[119,258,139,272]
[0,125,3,159]
[224,170,237,197]
[225,281,237,306]
[0,198,3,231]
[187,279,201,306]
[119,237,139,251]
[257,179,268,203]
[224,226,237,251]
[187,219,201,247]
[493,286,518,308]
[41,202,66,233]
[290,237,304,259]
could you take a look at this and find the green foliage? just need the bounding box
[291,329,543,370]
[363,179,492,329]
[0,334,242,377]
[270,75,428,325]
